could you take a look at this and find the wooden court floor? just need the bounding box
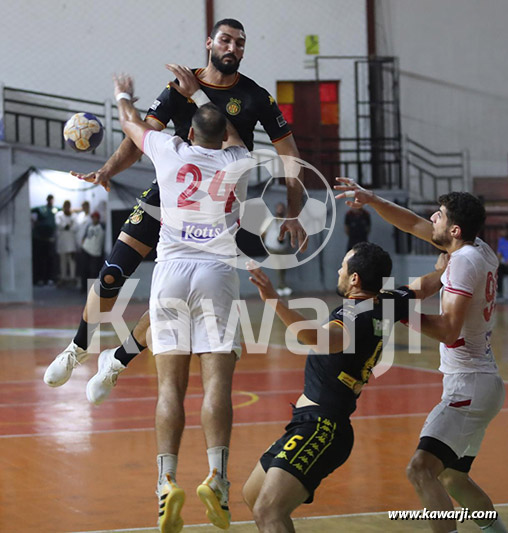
[1,290,507,532]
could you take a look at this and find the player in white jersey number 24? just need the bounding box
[114,71,251,532]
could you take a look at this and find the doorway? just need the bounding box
[277,80,340,188]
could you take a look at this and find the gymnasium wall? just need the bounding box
[0,0,367,137]
[3,1,505,302]
[3,1,506,179]
[376,0,508,177]
[0,0,369,302]
[213,0,368,138]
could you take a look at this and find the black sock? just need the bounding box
[114,332,146,366]
[73,318,99,351]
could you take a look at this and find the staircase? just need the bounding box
[404,135,470,204]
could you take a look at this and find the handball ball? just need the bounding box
[63,112,104,152]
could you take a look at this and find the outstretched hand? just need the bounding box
[113,73,134,99]
[334,177,373,208]
[279,218,308,252]
[70,169,112,192]
[165,64,200,99]
[246,261,279,302]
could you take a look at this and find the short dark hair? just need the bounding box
[210,19,245,39]
[191,103,227,144]
[438,192,486,242]
[348,242,392,293]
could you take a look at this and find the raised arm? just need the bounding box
[335,178,436,246]
[113,74,155,151]
[247,262,348,353]
[71,110,162,192]
[272,135,308,251]
[165,63,245,150]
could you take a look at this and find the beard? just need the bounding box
[336,282,347,297]
[431,230,451,247]
[211,50,241,75]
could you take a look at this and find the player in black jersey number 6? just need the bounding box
[242,243,449,532]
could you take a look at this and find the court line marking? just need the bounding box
[71,503,508,532]
[0,327,116,338]
[2,408,508,440]
[0,382,445,409]
[0,390,259,429]
[0,363,443,386]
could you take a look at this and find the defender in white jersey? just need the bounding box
[114,73,249,533]
[143,128,248,356]
[335,181,506,533]
[438,237,499,375]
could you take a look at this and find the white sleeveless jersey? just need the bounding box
[439,238,500,374]
[142,131,250,261]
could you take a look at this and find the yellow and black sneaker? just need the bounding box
[158,474,185,533]
[196,469,231,530]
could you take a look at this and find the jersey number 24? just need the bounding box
[177,163,236,213]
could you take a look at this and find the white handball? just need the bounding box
[63,112,104,152]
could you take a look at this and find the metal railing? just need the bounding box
[2,86,161,163]
[293,134,401,188]
[3,87,489,258]
[404,136,470,202]
[1,85,276,182]
[2,85,404,189]
[7,86,473,200]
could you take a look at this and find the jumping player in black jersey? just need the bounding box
[242,243,448,532]
[43,18,307,404]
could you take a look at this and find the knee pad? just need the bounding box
[94,240,143,298]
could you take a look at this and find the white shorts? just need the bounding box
[149,258,241,358]
[420,372,505,458]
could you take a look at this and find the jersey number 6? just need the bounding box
[283,434,304,451]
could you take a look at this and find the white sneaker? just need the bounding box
[158,474,185,533]
[282,286,293,296]
[276,288,285,297]
[43,341,89,387]
[86,348,126,405]
[196,469,231,530]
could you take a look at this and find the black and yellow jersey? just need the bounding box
[146,69,292,151]
[303,286,416,417]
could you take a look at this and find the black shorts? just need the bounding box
[120,181,161,249]
[417,437,476,473]
[260,406,354,503]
